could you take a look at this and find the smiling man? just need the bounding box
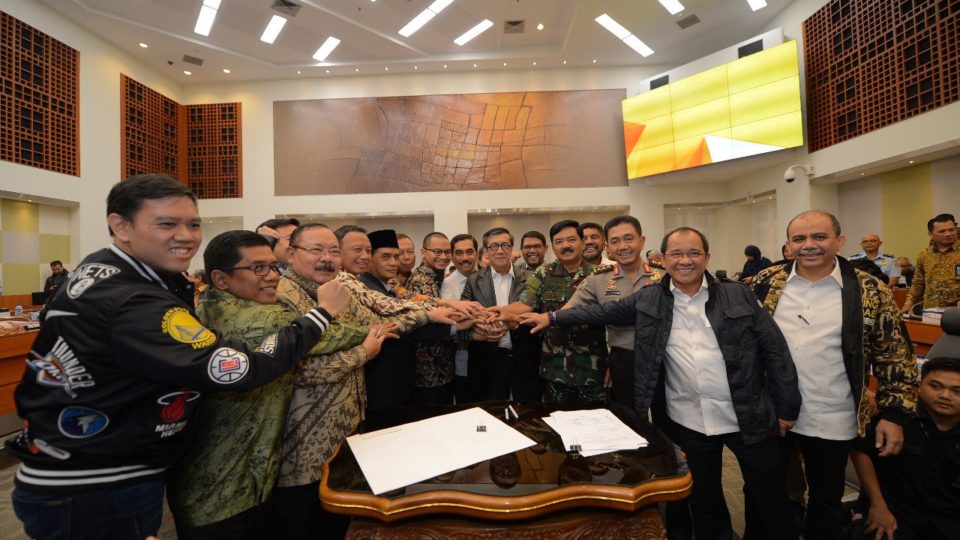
[167,231,367,538]
[336,225,371,276]
[579,222,613,266]
[903,213,960,312]
[752,210,917,540]
[6,175,350,539]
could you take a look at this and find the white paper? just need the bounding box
[543,409,647,457]
[346,407,536,495]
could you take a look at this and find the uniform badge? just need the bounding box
[58,406,109,439]
[66,264,120,299]
[161,307,216,349]
[605,279,621,296]
[207,347,250,384]
[156,391,201,423]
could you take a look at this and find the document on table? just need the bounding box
[346,407,536,495]
[542,409,648,457]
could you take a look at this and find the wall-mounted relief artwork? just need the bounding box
[273,90,628,195]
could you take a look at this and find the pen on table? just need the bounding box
[508,404,519,420]
[798,314,811,326]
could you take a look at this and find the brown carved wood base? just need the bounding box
[346,506,665,539]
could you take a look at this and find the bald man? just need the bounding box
[850,233,900,287]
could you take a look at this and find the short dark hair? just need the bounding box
[106,174,197,236]
[922,357,960,379]
[451,233,478,251]
[603,215,642,238]
[49,260,63,267]
[928,213,956,232]
[204,230,272,282]
[422,231,448,247]
[549,220,581,241]
[660,227,710,254]
[290,223,332,247]
[256,217,300,232]
[520,231,546,247]
[786,210,842,238]
[334,224,366,241]
[579,222,603,237]
[482,227,513,247]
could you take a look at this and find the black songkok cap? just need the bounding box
[368,229,399,251]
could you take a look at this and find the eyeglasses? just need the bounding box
[486,243,514,252]
[230,263,282,276]
[521,244,543,251]
[292,245,342,257]
[665,250,705,260]
[425,248,452,256]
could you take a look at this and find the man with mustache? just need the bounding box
[272,223,454,538]
[166,230,368,538]
[751,210,917,540]
[443,233,480,402]
[564,215,661,409]
[495,220,607,402]
[902,213,960,312]
[580,222,613,266]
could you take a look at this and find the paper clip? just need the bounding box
[476,421,487,432]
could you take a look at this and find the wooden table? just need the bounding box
[0,329,37,419]
[904,319,944,356]
[321,403,691,537]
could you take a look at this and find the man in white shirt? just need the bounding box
[524,227,801,539]
[751,211,918,540]
[442,233,478,402]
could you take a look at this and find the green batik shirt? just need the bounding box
[166,288,368,528]
[518,261,607,387]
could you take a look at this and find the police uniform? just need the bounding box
[518,261,607,402]
[8,246,332,496]
[849,252,901,280]
[566,262,661,408]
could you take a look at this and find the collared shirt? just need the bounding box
[906,240,960,309]
[441,270,471,376]
[664,277,739,436]
[491,266,514,349]
[773,258,856,440]
[567,262,657,350]
[849,252,901,279]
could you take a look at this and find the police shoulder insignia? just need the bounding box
[161,307,216,349]
[592,264,615,275]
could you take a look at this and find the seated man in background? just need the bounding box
[850,233,900,288]
[850,352,960,540]
[167,230,369,539]
[255,217,300,272]
[896,256,915,287]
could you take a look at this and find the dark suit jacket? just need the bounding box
[460,266,534,355]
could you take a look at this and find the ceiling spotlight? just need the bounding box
[183,70,192,75]
[222,68,231,74]
[414,65,418,70]
[592,59,597,63]
[138,42,148,48]
[532,61,537,66]
[503,62,507,66]
[443,64,448,68]
[355,67,360,72]
[384,66,389,71]
[454,19,494,46]
[194,0,221,37]
[909,160,915,164]
[537,23,544,31]
[562,60,567,64]
[260,15,287,44]
[297,70,301,74]
[313,36,341,61]
[325,69,331,73]
[473,63,478,67]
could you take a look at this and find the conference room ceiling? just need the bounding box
[38,0,794,83]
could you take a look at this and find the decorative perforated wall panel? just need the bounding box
[804,0,960,152]
[0,10,79,176]
[120,75,241,199]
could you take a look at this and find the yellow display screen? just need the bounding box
[622,40,804,179]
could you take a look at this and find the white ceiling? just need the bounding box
[39,0,796,83]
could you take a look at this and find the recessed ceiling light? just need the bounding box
[473,63,478,67]
[592,59,597,63]
[414,65,418,70]
[138,42,148,48]
[746,0,767,11]
[384,66,389,71]
[325,69,331,73]
[443,64,448,68]
[194,0,220,37]
[909,160,915,164]
[355,67,360,72]
[313,36,341,62]
[261,15,287,44]
[454,19,494,46]
[503,62,507,66]
[297,70,301,74]
[658,0,686,15]
[222,68,231,74]
[537,23,544,31]
[595,14,654,57]
[183,70,192,75]
[399,0,454,37]
[532,61,537,66]
[562,60,567,64]
[860,172,865,176]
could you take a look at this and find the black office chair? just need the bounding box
[928,307,960,359]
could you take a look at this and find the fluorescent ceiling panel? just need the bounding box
[454,19,494,46]
[260,15,287,44]
[194,2,219,37]
[746,0,768,11]
[595,13,654,57]
[658,0,686,15]
[399,0,455,37]
[624,35,654,57]
[313,36,341,61]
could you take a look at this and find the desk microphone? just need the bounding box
[902,300,924,320]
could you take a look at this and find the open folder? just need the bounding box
[346,407,536,495]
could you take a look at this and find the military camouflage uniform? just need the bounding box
[166,287,367,528]
[904,240,960,309]
[275,269,430,487]
[518,261,607,402]
[752,261,917,437]
[406,264,454,388]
